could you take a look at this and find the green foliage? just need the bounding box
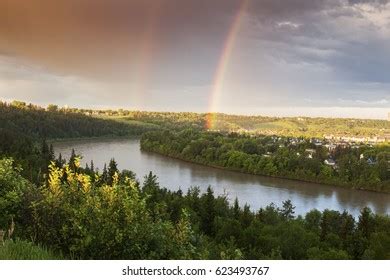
[1,100,389,260]
[0,157,389,260]
[0,158,31,230]
[0,101,153,140]
[0,239,61,260]
[0,100,160,184]
[23,161,200,259]
[141,130,390,192]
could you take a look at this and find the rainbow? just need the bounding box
[133,2,163,107]
[206,0,249,129]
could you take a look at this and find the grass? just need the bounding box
[0,239,62,260]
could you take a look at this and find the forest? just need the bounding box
[1,157,389,260]
[2,100,389,138]
[0,100,156,184]
[141,130,390,193]
[0,100,389,259]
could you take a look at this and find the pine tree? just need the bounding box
[69,149,77,171]
[233,197,240,220]
[41,139,49,155]
[107,158,118,185]
[85,163,90,173]
[90,160,95,173]
[56,153,64,168]
[358,207,375,239]
[280,199,296,220]
[201,186,215,236]
[49,144,55,161]
[102,163,108,184]
[240,204,252,228]
[143,171,159,193]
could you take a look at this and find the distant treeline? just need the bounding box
[98,111,390,138]
[0,101,154,140]
[4,100,389,138]
[1,157,389,260]
[0,100,157,183]
[203,113,390,138]
[141,130,390,192]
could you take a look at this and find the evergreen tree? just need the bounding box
[240,204,253,228]
[358,207,375,239]
[280,199,296,220]
[143,171,159,193]
[107,158,118,185]
[90,160,95,173]
[200,186,215,236]
[102,163,108,184]
[69,149,77,171]
[233,197,240,220]
[49,144,55,162]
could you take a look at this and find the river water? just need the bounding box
[53,138,390,218]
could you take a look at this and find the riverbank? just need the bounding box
[140,147,390,194]
[53,138,390,217]
[48,134,141,144]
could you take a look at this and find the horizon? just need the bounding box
[2,98,389,121]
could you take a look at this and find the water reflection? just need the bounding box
[54,138,390,218]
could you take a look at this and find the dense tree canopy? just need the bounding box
[0,157,389,260]
[141,130,390,192]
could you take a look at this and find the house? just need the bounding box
[325,144,337,151]
[314,142,323,147]
[305,148,316,159]
[324,159,336,167]
[263,152,273,158]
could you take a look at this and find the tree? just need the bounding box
[233,197,240,220]
[10,100,26,109]
[56,153,65,168]
[0,158,31,230]
[49,144,55,162]
[90,160,95,173]
[143,171,159,193]
[69,149,77,171]
[200,187,216,236]
[107,158,119,185]
[47,104,58,112]
[280,200,296,220]
[101,164,108,184]
[305,209,322,233]
[358,207,375,239]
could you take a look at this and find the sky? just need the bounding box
[0,0,389,119]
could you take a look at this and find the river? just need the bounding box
[53,138,390,218]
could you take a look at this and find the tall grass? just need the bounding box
[0,239,62,260]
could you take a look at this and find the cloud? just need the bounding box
[0,0,342,78]
[0,0,389,115]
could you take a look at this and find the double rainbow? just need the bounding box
[206,0,249,129]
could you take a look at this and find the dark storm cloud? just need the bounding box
[0,0,389,112]
[0,0,340,77]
